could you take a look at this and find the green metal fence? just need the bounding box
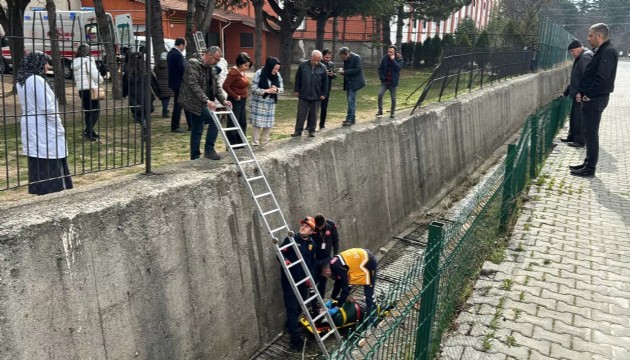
[537,14,574,70]
[329,96,571,359]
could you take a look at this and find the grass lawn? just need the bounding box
[1,66,433,202]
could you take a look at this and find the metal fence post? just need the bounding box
[500,144,516,232]
[530,116,538,178]
[415,221,445,360]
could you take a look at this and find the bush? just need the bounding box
[422,37,432,67]
[413,41,423,68]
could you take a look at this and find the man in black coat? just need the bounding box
[167,37,189,133]
[338,47,366,127]
[319,48,336,130]
[570,23,618,177]
[292,50,328,137]
[561,39,593,147]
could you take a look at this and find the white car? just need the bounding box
[134,36,185,66]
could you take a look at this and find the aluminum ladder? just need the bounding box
[209,108,342,357]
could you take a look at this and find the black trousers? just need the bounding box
[226,97,247,145]
[319,95,330,128]
[581,95,610,171]
[295,98,320,133]
[568,98,585,144]
[281,274,308,343]
[78,90,100,135]
[171,89,191,130]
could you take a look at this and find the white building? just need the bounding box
[393,0,495,44]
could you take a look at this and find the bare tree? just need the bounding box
[252,0,264,69]
[93,0,122,98]
[0,0,30,91]
[151,0,166,66]
[45,0,66,104]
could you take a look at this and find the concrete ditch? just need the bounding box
[0,66,568,360]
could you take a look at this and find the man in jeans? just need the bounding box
[179,48,232,160]
[570,23,618,177]
[338,47,365,126]
[377,45,403,119]
[167,37,188,133]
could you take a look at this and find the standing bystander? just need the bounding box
[319,48,336,130]
[377,45,403,119]
[223,52,252,146]
[570,23,618,177]
[291,50,328,137]
[561,40,593,147]
[153,52,174,119]
[250,57,283,146]
[338,47,366,127]
[167,37,188,133]
[179,49,232,160]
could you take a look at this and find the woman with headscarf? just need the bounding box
[72,44,104,141]
[16,51,73,195]
[249,56,283,146]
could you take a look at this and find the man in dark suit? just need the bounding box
[338,47,366,127]
[570,23,618,177]
[167,37,188,133]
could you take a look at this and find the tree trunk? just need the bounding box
[396,5,404,50]
[196,0,216,39]
[151,0,166,67]
[332,17,338,62]
[45,0,67,105]
[253,0,263,69]
[93,0,121,99]
[1,1,29,91]
[315,12,328,51]
[381,15,391,55]
[279,27,294,85]
[185,0,196,55]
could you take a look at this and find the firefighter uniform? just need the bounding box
[330,248,378,315]
[280,231,316,347]
[312,218,339,297]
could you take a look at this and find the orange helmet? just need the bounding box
[300,216,316,229]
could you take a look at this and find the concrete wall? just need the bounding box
[0,67,568,360]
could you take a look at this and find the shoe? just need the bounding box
[308,132,315,137]
[319,125,325,129]
[560,138,572,142]
[376,110,383,116]
[342,121,350,126]
[162,114,169,119]
[390,114,395,119]
[567,142,585,148]
[91,132,100,139]
[291,132,302,137]
[569,163,586,170]
[204,151,221,160]
[570,167,595,177]
[82,132,96,142]
[171,128,185,133]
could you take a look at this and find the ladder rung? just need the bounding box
[223,127,240,131]
[303,294,318,304]
[214,111,231,115]
[262,209,280,217]
[241,159,256,165]
[287,260,303,270]
[278,242,292,252]
[320,328,338,341]
[271,225,287,234]
[247,176,264,182]
[295,276,309,285]
[313,311,327,323]
[231,143,247,149]
[254,192,271,199]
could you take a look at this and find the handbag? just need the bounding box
[90,87,105,101]
[85,61,105,100]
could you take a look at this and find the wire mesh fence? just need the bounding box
[330,96,571,359]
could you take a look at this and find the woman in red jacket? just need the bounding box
[222,52,252,146]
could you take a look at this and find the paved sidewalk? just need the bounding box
[440,62,630,360]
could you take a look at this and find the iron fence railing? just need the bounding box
[330,96,571,359]
[410,47,533,113]
[1,33,149,192]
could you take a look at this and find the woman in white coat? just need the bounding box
[72,44,103,141]
[16,51,73,195]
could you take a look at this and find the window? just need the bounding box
[240,33,253,48]
[85,24,99,44]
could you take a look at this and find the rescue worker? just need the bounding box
[312,213,340,297]
[280,216,317,350]
[321,248,378,318]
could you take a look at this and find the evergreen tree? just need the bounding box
[431,35,442,66]
[413,41,424,68]
[422,37,433,67]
